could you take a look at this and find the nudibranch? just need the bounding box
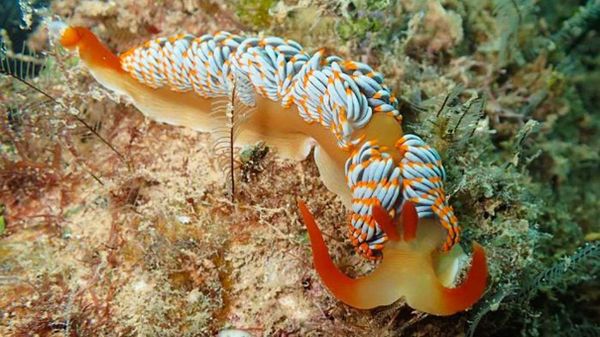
[49,21,488,315]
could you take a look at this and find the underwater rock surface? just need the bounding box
[0,0,598,336]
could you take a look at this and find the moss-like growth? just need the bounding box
[235,0,277,29]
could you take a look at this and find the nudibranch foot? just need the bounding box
[299,200,488,315]
[371,205,488,315]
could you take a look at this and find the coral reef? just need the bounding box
[1,0,598,336]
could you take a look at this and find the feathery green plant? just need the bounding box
[467,241,600,337]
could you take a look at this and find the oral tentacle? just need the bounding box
[298,200,402,309]
[438,242,488,314]
[397,242,487,315]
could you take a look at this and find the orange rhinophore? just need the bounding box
[50,20,488,315]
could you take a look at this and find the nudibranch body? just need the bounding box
[50,21,487,315]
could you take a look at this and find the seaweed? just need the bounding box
[234,0,277,29]
[551,0,600,51]
[490,0,534,66]
[467,242,600,337]
[519,242,599,299]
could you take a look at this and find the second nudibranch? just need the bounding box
[50,21,487,315]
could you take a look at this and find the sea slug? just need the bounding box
[49,21,488,315]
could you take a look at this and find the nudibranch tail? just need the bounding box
[50,22,219,132]
[50,21,123,73]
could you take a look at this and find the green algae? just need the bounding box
[307,0,599,335]
[235,0,277,29]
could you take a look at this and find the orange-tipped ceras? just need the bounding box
[50,20,488,315]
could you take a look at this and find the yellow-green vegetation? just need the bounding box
[235,0,277,29]
[1,0,598,336]
[0,204,5,235]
